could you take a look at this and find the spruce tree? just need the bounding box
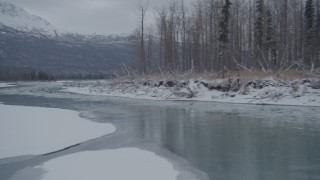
[218,0,232,49]
[254,0,267,70]
[305,0,314,31]
[266,8,277,68]
[218,0,232,77]
[305,0,315,66]
[316,8,320,66]
[254,0,264,51]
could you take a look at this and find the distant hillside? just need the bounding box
[0,2,137,79]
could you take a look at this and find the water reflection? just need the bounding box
[0,93,320,180]
[137,105,320,180]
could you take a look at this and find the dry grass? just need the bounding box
[175,70,305,81]
[110,69,320,82]
[275,71,308,81]
[227,71,272,79]
[193,70,320,81]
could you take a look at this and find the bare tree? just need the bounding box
[133,0,320,75]
[137,0,149,73]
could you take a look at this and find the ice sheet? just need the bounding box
[0,104,116,159]
[36,148,179,180]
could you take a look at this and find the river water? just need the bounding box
[1,82,320,180]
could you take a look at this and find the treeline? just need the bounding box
[135,0,320,74]
[0,68,55,81]
[0,67,112,81]
[57,73,112,80]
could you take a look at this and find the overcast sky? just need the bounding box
[10,0,181,35]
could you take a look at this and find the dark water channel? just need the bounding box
[1,85,320,180]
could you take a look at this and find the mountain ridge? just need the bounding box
[0,1,136,79]
[0,1,54,33]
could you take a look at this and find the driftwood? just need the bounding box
[200,80,230,92]
[200,78,241,92]
[311,81,320,89]
[154,80,181,88]
[174,80,196,98]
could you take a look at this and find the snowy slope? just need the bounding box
[0,1,54,33]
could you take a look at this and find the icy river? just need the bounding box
[1,82,320,180]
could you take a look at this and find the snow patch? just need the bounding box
[35,148,179,180]
[0,83,15,88]
[0,104,115,159]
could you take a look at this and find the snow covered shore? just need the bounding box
[0,83,15,88]
[0,104,115,159]
[62,76,320,107]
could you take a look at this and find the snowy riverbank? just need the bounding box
[62,76,320,107]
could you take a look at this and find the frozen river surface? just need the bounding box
[1,82,320,180]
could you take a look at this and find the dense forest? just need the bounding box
[0,25,135,81]
[135,0,320,75]
[0,67,55,81]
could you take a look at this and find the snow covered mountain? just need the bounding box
[0,1,54,33]
[0,1,137,79]
[0,25,136,78]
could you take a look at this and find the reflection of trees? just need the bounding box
[141,105,320,180]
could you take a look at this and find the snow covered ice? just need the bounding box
[26,148,179,180]
[0,104,115,159]
[0,83,15,88]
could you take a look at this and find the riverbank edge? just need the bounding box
[61,75,320,107]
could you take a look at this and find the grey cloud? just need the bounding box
[9,0,143,34]
[8,0,193,35]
